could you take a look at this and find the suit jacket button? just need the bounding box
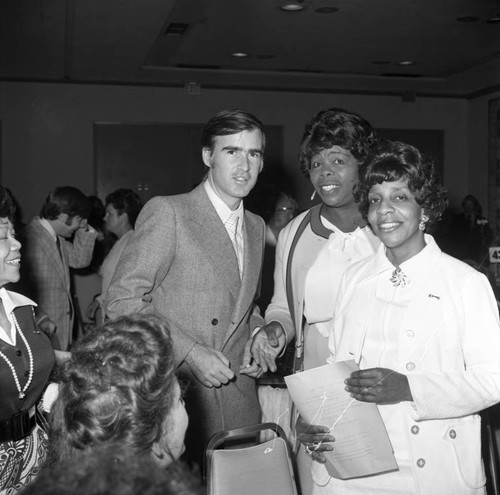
[449,429,456,439]
[211,319,218,326]
[411,425,419,435]
[16,350,22,357]
[417,458,426,468]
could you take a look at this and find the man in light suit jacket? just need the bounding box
[17,186,98,351]
[105,109,267,467]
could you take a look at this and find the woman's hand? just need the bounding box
[344,367,413,404]
[296,415,334,464]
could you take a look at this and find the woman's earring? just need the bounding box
[419,214,429,231]
[310,190,316,201]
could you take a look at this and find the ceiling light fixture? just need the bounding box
[231,52,249,58]
[487,15,500,23]
[280,3,304,12]
[397,60,415,66]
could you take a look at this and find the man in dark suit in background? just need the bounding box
[105,109,267,467]
[17,186,98,351]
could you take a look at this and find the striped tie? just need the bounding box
[225,212,241,275]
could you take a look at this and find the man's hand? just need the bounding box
[36,312,57,337]
[296,415,334,464]
[86,299,100,322]
[185,342,235,388]
[244,321,286,373]
[239,339,264,378]
[344,367,413,404]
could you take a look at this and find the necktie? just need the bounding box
[225,213,241,275]
[55,237,63,260]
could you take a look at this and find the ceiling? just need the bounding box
[1,0,499,98]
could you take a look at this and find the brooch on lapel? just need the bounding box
[390,267,409,288]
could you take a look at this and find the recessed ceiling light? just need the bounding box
[315,7,339,14]
[456,15,479,22]
[487,15,500,23]
[397,60,415,66]
[231,52,248,58]
[280,3,304,12]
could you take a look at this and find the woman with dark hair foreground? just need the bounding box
[44,313,189,468]
[306,141,500,494]
[0,184,56,494]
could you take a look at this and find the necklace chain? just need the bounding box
[0,312,34,399]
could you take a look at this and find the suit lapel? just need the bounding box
[223,211,264,345]
[33,220,68,286]
[188,186,241,297]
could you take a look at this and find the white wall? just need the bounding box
[1,81,470,221]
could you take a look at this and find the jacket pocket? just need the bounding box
[443,415,486,489]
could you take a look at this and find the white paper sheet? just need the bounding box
[285,360,398,480]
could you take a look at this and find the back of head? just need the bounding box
[354,139,448,229]
[105,188,143,227]
[201,108,266,153]
[299,107,376,177]
[47,314,177,464]
[21,446,203,495]
[40,186,92,220]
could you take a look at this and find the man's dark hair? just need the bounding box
[105,188,143,228]
[40,186,92,220]
[299,107,376,178]
[201,109,266,153]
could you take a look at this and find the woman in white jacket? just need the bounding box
[307,140,500,494]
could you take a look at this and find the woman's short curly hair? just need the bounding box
[298,108,376,178]
[354,140,448,229]
[47,313,177,464]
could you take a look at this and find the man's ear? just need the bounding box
[57,212,68,223]
[202,147,213,168]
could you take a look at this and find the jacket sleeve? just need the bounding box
[407,270,500,420]
[104,197,198,366]
[64,228,98,269]
[265,221,297,346]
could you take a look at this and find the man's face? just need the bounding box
[202,129,264,210]
[104,204,124,236]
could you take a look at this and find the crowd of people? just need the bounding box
[0,107,498,495]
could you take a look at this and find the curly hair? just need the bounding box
[40,186,92,220]
[46,314,177,465]
[298,108,376,178]
[354,140,448,228]
[0,185,16,221]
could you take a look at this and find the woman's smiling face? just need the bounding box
[309,145,359,210]
[367,179,426,265]
[0,218,21,287]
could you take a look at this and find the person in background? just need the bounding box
[0,185,56,493]
[16,186,98,351]
[244,108,379,492]
[307,140,500,494]
[86,188,142,324]
[447,194,493,263]
[45,313,189,468]
[105,108,267,469]
[258,191,299,314]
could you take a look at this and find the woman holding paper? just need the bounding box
[309,140,500,494]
